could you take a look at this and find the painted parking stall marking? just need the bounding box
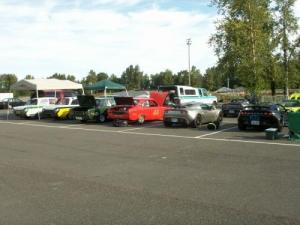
[195,126,237,138]
[0,120,299,148]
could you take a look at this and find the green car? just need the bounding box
[73,95,115,123]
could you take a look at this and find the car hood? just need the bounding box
[114,97,135,106]
[13,105,26,110]
[77,95,96,108]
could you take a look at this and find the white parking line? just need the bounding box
[201,137,300,147]
[195,126,237,138]
[0,121,299,148]
[119,127,144,132]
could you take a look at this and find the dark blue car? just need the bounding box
[237,104,287,131]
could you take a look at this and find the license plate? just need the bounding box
[171,118,178,122]
[251,120,260,125]
[75,116,83,120]
[229,110,235,114]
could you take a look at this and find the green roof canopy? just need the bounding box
[85,80,126,91]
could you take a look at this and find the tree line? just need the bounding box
[0,65,215,93]
[1,0,299,95]
[210,0,300,97]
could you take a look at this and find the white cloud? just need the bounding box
[0,0,217,79]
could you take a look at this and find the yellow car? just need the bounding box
[282,100,300,112]
[54,107,73,119]
[289,92,300,101]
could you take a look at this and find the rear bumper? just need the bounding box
[238,116,279,129]
[163,115,192,126]
[222,109,240,116]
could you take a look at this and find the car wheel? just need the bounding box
[163,121,172,127]
[137,115,145,125]
[274,122,283,132]
[194,114,202,128]
[238,122,246,130]
[214,114,223,129]
[113,120,120,127]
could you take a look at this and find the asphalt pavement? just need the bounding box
[0,110,299,225]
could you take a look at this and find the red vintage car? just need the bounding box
[108,91,171,126]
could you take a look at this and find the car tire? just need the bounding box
[214,113,223,129]
[137,115,145,125]
[275,122,283,132]
[194,114,202,128]
[113,120,120,127]
[164,121,172,127]
[238,123,246,130]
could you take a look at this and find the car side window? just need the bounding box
[180,88,184,95]
[149,100,157,107]
[201,104,211,110]
[71,99,78,105]
[143,100,150,107]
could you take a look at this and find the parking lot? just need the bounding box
[0,109,300,225]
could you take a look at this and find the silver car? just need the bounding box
[163,102,223,128]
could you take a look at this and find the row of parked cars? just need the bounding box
[221,98,300,131]
[11,91,223,129]
[9,92,299,132]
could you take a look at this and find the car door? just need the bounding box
[200,104,213,123]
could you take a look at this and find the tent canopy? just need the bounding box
[85,79,126,91]
[11,79,83,91]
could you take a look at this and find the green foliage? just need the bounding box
[0,74,18,92]
[121,65,143,90]
[97,72,108,81]
[151,69,174,88]
[211,0,273,95]
[25,75,34,79]
[81,70,97,86]
[273,0,299,95]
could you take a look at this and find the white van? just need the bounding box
[159,85,217,105]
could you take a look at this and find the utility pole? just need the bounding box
[186,38,192,86]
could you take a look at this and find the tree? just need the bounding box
[25,75,34,80]
[151,69,174,88]
[97,72,108,81]
[81,70,97,85]
[66,75,76,82]
[48,73,67,80]
[274,0,299,97]
[211,0,274,96]
[0,74,18,92]
[109,74,122,84]
[121,65,143,90]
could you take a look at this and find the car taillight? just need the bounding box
[263,112,273,116]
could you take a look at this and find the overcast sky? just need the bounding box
[0,0,299,79]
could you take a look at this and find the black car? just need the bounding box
[0,98,26,109]
[222,99,250,117]
[237,104,287,131]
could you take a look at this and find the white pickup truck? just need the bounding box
[159,85,217,105]
[13,97,57,118]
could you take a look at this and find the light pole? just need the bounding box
[186,38,192,86]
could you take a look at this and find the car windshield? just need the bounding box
[244,105,271,111]
[27,99,37,105]
[282,101,300,107]
[231,99,247,103]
